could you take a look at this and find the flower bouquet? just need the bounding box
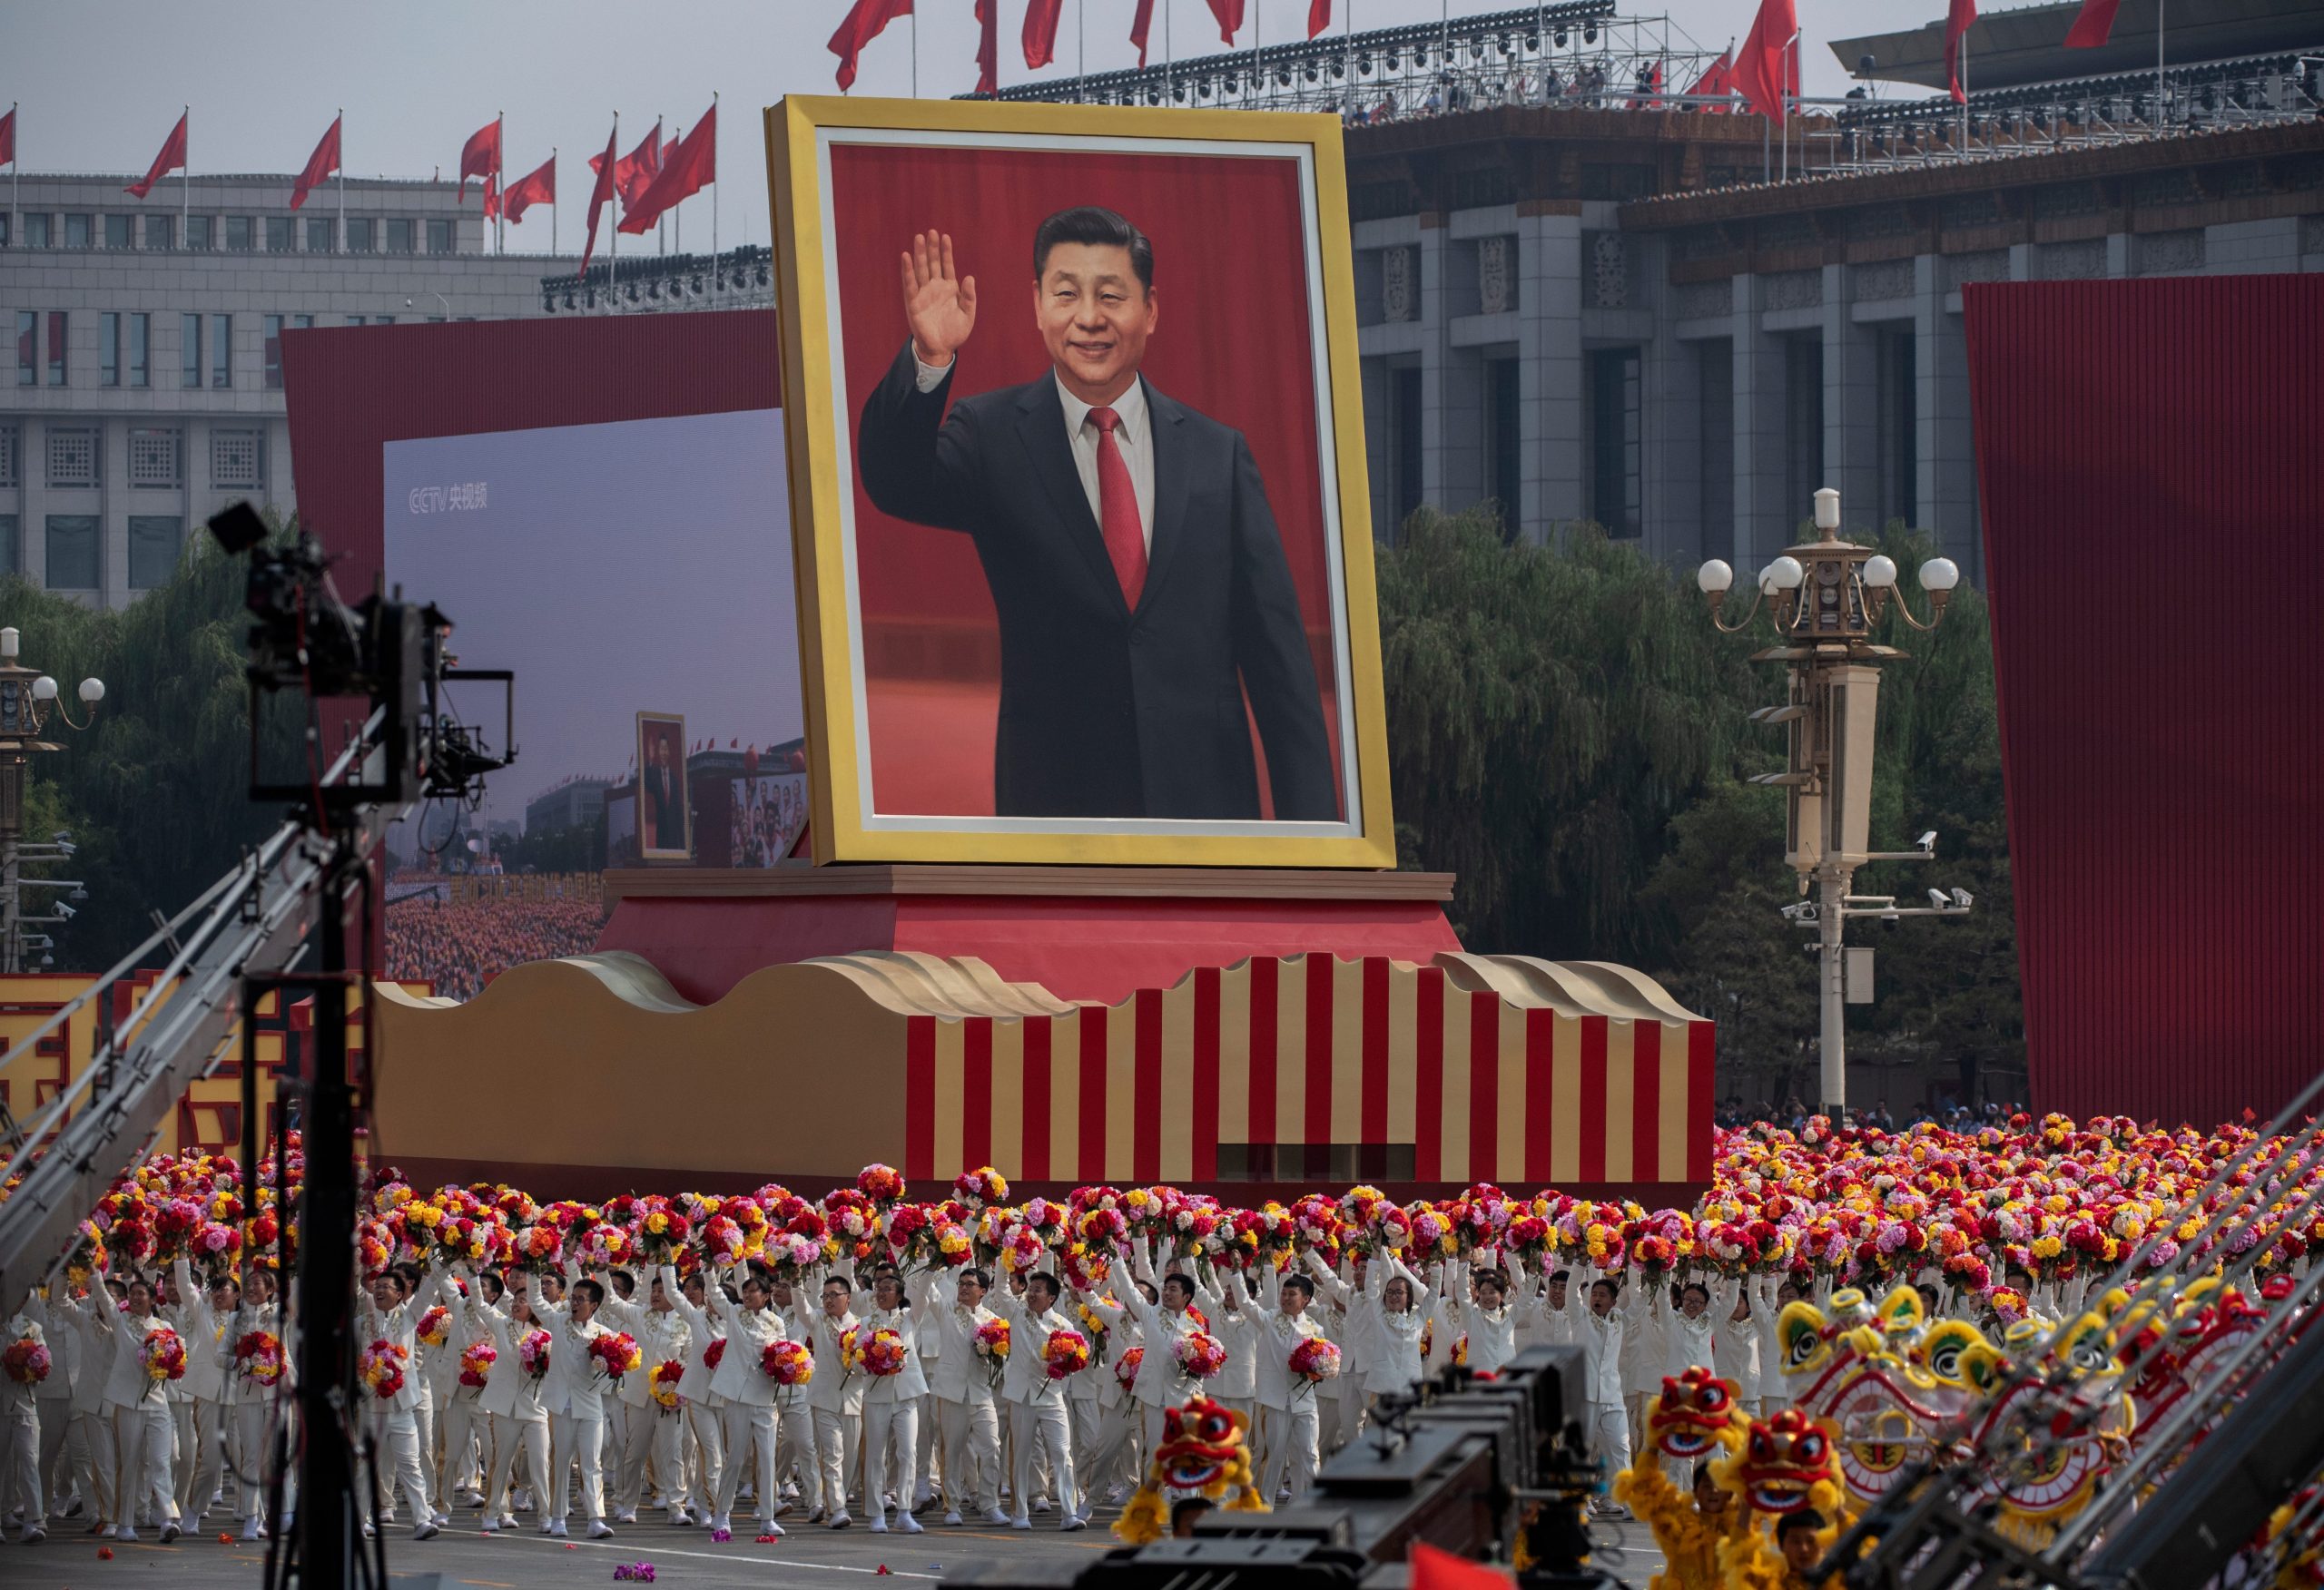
[1173,1330,1227,1381]
[973,1316,1011,1389]
[139,1324,186,1385]
[702,1338,727,1374]
[1287,1335,1340,1396]
[236,1330,286,1387]
[416,1305,451,1350]
[633,1202,692,1266]
[763,1338,813,1388]
[193,1220,243,1283]
[1042,1328,1091,1381]
[517,1329,553,1380]
[3,1337,51,1386]
[859,1327,909,1379]
[513,1222,566,1277]
[650,1359,685,1409]
[934,1222,974,1270]
[703,1214,749,1269]
[954,1166,1009,1210]
[358,1339,407,1400]
[1113,1344,1144,1391]
[153,1196,203,1263]
[458,1339,497,1389]
[591,1330,643,1385]
[857,1163,907,1208]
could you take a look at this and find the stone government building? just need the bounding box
[6,0,2319,609]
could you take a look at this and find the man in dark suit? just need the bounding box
[856,206,1337,822]
[644,737,685,852]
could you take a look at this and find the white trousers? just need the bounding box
[773,1393,815,1512]
[684,1400,724,1515]
[1075,1399,1137,1499]
[915,1389,939,1498]
[1257,1398,1321,1503]
[486,1412,547,1518]
[810,1406,858,1515]
[937,1395,1000,1516]
[548,1410,606,1523]
[612,1400,656,1513]
[232,1400,276,1525]
[361,1406,430,1529]
[113,1401,178,1526]
[1008,1395,1077,1523]
[862,1401,917,1522]
[650,1408,690,1511]
[34,1398,70,1516]
[1593,1407,1632,1476]
[1,1413,41,1528]
[715,1402,775,1523]
[175,1397,226,1521]
[78,1409,117,1525]
[439,1393,485,1499]
[413,1392,438,1509]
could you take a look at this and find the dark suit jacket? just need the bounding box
[856,342,1338,821]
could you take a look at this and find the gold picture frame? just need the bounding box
[635,710,694,862]
[766,94,1393,868]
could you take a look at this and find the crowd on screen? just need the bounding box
[384,895,607,1002]
[1713,1094,2032,1134]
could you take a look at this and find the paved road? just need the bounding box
[3,1505,1664,1588]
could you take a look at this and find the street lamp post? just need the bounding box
[0,627,105,975]
[1696,488,1971,1114]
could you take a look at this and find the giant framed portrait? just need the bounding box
[766,96,1393,867]
[635,711,694,861]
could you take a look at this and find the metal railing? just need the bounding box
[537,244,773,314]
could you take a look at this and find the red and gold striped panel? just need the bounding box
[901,952,1712,1188]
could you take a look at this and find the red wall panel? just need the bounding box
[1963,278,2324,1125]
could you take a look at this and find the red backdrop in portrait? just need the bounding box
[827,142,1344,820]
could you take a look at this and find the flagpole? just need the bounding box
[1960,31,1970,161]
[659,112,668,257]
[609,111,618,290]
[551,146,557,255]
[2156,0,2166,130]
[9,103,17,252]
[182,105,190,251]
[1078,0,1086,99]
[711,93,719,264]
[337,107,345,252]
[1780,30,1798,182]
[496,112,505,254]
[911,9,920,98]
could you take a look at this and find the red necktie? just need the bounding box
[1087,405,1147,611]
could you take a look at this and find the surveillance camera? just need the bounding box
[1916,830,1937,851]
[51,830,69,844]
[1951,888,1974,908]
[1928,888,1949,910]
[54,902,74,919]
[57,841,74,857]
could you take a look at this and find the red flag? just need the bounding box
[125,112,187,199]
[1944,0,1978,103]
[976,0,999,93]
[591,122,661,211]
[482,168,501,221]
[1023,0,1064,68]
[0,107,15,169]
[579,123,617,280]
[830,0,912,91]
[1731,0,1798,120]
[1130,0,1157,66]
[288,114,341,211]
[1684,50,1733,109]
[618,103,714,235]
[1410,1543,1512,1590]
[458,117,501,203]
[2064,0,2120,47]
[502,154,554,223]
[1308,0,1331,39]
[1206,0,1245,44]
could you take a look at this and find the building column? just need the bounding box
[1913,255,1979,583]
[1640,241,1703,564]
[1730,273,1788,570]
[1820,264,1878,540]
[19,419,46,589]
[103,417,131,609]
[1518,208,1584,539]
[1416,220,1452,515]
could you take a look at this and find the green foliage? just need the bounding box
[1375,511,2024,1106]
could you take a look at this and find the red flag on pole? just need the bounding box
[1023,0,1064,68]
[578,122,617,279]
[1307,0,1332,40]
[125,112,188,199]
[0,106,15,169]
[1683,50,1734,109]
[1409,1543,1514,1590]
[1731,0,1798,119]
[976,0,999,93]
[502,154,555,223]
[618,103,714,235]
[482,168,501,221]
[1944,0,1978,103]
[2064,0,2121,47]
[591,122,661,211]
[830,0,913,91]
[288,115,341,211]
[1206,0,1245,44]
[1130,0,1157,67]
[458,117,501,202]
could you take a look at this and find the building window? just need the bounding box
[1783,336,1824,532]
[128,428,182,488]
[305,215,333,251]
[387,218,415,253]
[225,215,255,251]
[1391,364,1423,538]
[0,517,17,578]
[1215,1142,1415,1182]
[128,313,150,388]
[185,214,212,250]
[0,214,9,246]
[346,217,375,252]
[146,213,174,250]
[426,218,453,254]
[1876,329,1917,529]
[104,214,133,250]
[64,214,92,249]
[23,214,50,248]
[1588,347,1643,537]
[1484,354,1522,540]
[265,216,294,252]
[182,313,202,388]
[44,311,65,387]
[211,313,231,388]
[45,428,99,488]
[1699,339,1736,563]
[44,516,101,590]
[101,313,121,387]
[0,425,17,487]
[211,429,264,490]
[373,314,393,326]
[262,315,284,390]
[15,313,34,387]
[128,515,185,589]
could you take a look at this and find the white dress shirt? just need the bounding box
[911,351,1156,553]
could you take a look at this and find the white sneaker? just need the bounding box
[513,1487,533,1512]
[828,1511,852,1530]
[761,1520,787,1538]
[549,1518,569,1538]
[615,1510,638,1525]
[588,1520,615,1540]
[1034,1497,1053,1514]
[160,1522,182,1545]
[1010,1515,1032,1531]
[538,1517,556,1534]
[242,1516,267,1541]
[898,1513,923,1535]
[432,1510,450,1526]
[944,1510,964,1526]
[1061,1515,1087,1532]
[116,1526,139,1542]
[21,1527,44,1544]
[869,1515,889,1534]
[913,1487,936,1511]
[480,1516,500,1533]
[984,1507,1011,1526]
[361,1522,375,1539]
[414,1522,440,1541]
[670,1507,693,1526]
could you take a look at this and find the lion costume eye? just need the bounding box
[1702,1382,1730,1412]
[1198,1410,1233,1442]
[1796,1430,1827,1463]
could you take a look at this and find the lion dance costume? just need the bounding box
[1113,1396,1272,1545]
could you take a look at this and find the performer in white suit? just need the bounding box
[22,1287,79,1534]
[857,1268,928,1536]
[464,1266,548,1533]
[355,1262,442,1539]
[220,1268,290,1540]
[1354,1252,1436,1399]
[988,1271,1087,1531]
[800,1270,863,1529]
[88,1271,183,1542]
[917,1267,1006,1526]
[1250,1263,1330,1505]
[665,1267,726,1526]
[1,1302,45,1543]
[596,1267,689,1525]
[434,1271,490,1512]
[680,1261,787,1539]
[62,1279,122,1535]
[522,1268,616,1539]
[167,1259,234,1530]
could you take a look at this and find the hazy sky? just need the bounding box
[15,1,1948,257]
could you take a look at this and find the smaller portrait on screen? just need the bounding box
[728,770,810,868]
[635,712,693,861]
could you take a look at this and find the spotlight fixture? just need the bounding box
[1553,28,1569,48]
[1583,24,1598,44]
